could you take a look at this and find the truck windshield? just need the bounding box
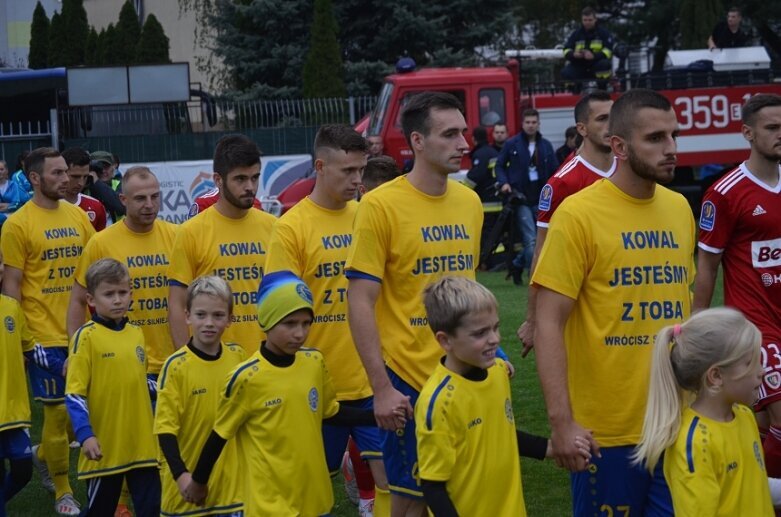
[367,82,394,135]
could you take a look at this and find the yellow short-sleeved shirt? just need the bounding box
[66,320,157,479]
[155,343,247,517]
[0,295,34,431]
[214,348,340,516]
[1,201,94,345]
[168,207,276,352]
[345,177,483,390]
[532,179,695,446]
[416,360,526,516]
[75,220,178,374]
[664,405,773,517]
[266,197,370,400]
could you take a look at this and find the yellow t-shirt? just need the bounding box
[416,360,526,516]
[266,197,370,400]
[0,295,34,432]
[168,207,276,352]
[155,343,247,517]
[214,348,340,516]
[66,320,157,479]
[75,220,178,374]
[664,405,773,517]
[1,200,95,345]
[532,179,695,446]
[345,176,483,390]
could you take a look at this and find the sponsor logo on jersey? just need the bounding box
[538,184,553,212]
[296,283,313,304]
[765,371,781,390]
[699,201,716,231]
[136,345,145,364]
[753,204,767,216]
[752,238,781,268]
[4,316,15,333]
[761,273,781,287]
[308,387,319,411]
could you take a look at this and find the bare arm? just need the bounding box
[707,36,716,50]
[348,277,412,430]
[535,286,598,471]
[2,265,22,301]
[692,249,722,312]
[168,285,189,349]
[517,226,548,356]
[67,282,90,338]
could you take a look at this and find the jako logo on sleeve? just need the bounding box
[699,201,716,231]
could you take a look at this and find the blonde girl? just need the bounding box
[633,307,773,516]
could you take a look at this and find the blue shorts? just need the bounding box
[323,396,383,474]
[147,373,159,411]
[0,428,32,461]
[571,445,673,517]
[382,367,422,499]
[29,347,67,404]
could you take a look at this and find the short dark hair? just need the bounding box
[362,156,400,192]
[582,6,596,17]
[609,89,672,138]
[213,134,261,180]
[472,126,488,144]
[564,126,578,140]
[522,108,539,119]
[61,147,91,168]
[85,258,130,295]
[728,6,741,16]
[314,124,369,159]
[112,153,120,167]
[401,91,465,148]
[24,147,61,177]
[574,90,612,124]
[16,150,30,172]
[741,94,781,126]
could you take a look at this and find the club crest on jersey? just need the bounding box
[4,316,15,333]
[539,184,553,211]
[86,210,96,222]
[308,387,319,411]
[765,371,781,390]
[297,284,313,304]
[135,345,145,365]
[188,203,200,218]
[505,398,514,423]
[700,201,716,231]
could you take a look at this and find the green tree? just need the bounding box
[56,0,89,66]
[115,0,142,64]
[47,11,65,66]
[28,2,50,69]
[679,0,723,49]
[302,0,346,98]
[98,24,118,65]
[84,27,99,66]
[135,14,171,64]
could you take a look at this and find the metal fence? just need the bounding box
[0,110,55,165]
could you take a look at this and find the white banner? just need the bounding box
[124,154,312,223]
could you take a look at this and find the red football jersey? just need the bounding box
[536,155,616,227]
[188,187,262,218]
[699,163,781,343]
[74,193,107,231]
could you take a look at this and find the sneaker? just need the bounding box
[358,498,375,517]
[55,494,81,516]
[341,450,359,505]
[31,444,55,493]
[114,503,133,517]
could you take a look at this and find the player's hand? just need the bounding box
[184,479,208,507]
[176,472,192,499]
[503,359,516,378]
[82,436,102,461]
[517,320,534,358]
[550,420,600,471]
[375,387,413,431]
[573,50,584,59]
[545,434,592,462]
[500,183,512,194]
[583,50,595,60]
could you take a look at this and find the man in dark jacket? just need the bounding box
[561,6,614,83]
[495,109,558,282]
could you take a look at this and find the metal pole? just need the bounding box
[50,108,59,149]
[348,97,356,125]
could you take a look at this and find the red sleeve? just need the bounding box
[537,175,576,226]
[93,202,106,232]
[698,188,734,253]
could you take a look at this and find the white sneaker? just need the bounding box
[55,493,81,516]
[341,450,359,505]
[358,498,375,517]
[31,444,55,493]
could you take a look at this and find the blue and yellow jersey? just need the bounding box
[65,320,157,479]
[155,343,247,517]
[75,220,178,374]
[0,295,34,432]
[1,200,94,345]
[416,360,526,516]
[168,207,276,353]
[214,348,340,516]
[345,176,483,390]
[266,197,371,400]
[532,179,695,446]
[664,405,773,516]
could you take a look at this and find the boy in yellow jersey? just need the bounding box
[184,271,385,515]
[168,134,276,353]
[0,147,95,516]
[155,275,246,517]
[346,91,484,512]
[265,124,390,516]
[0,250,34,516]
[65,259,160,516]
[533,89,695,516]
